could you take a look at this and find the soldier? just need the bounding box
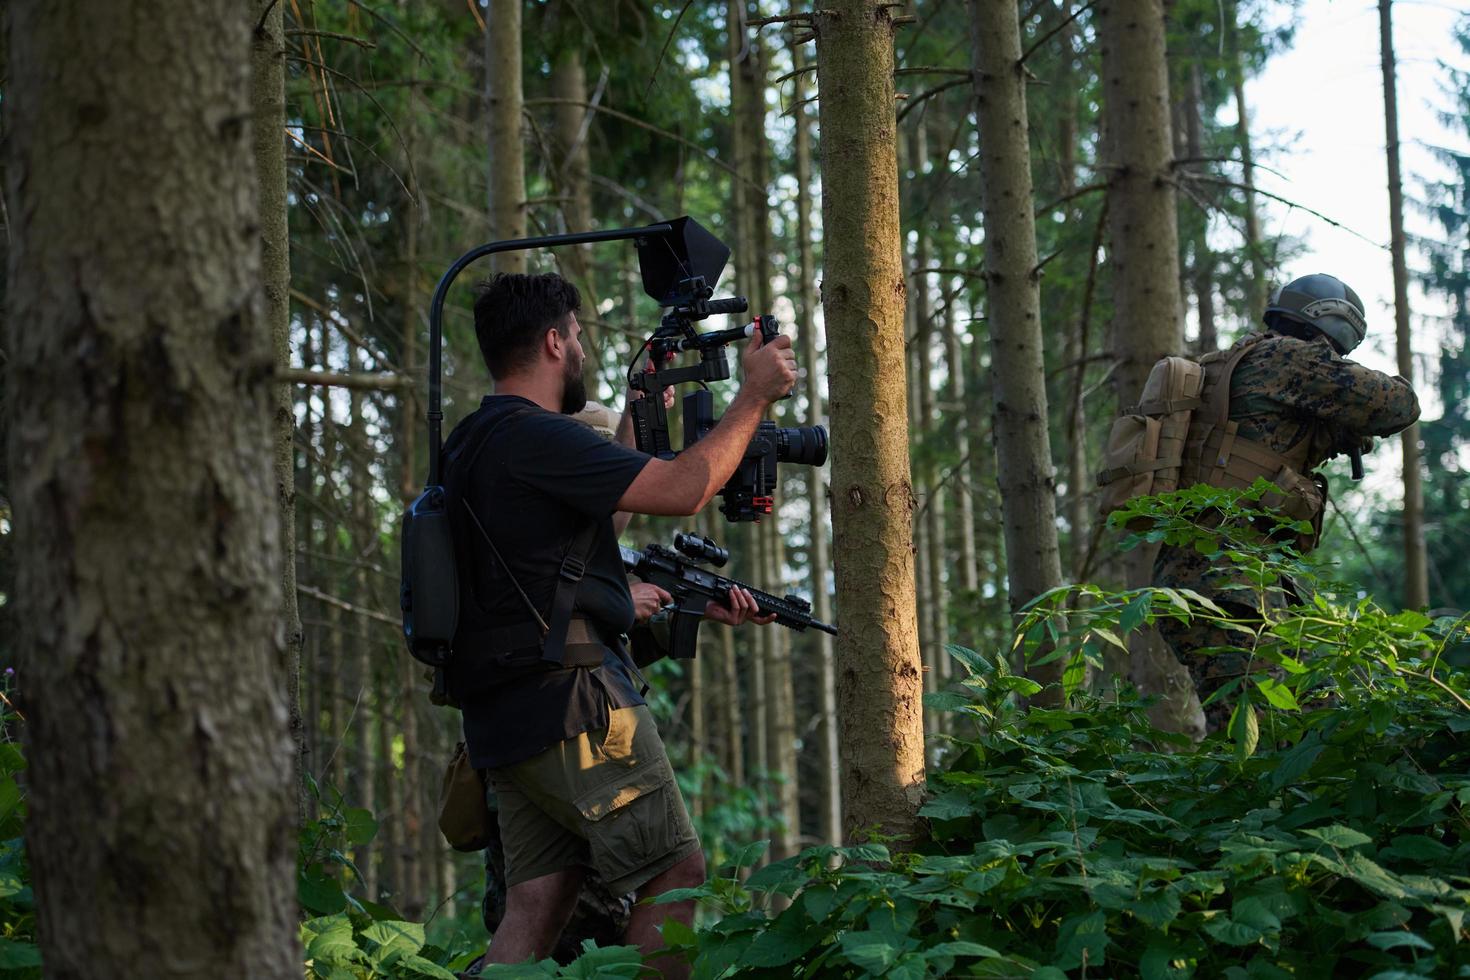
[1153,273,1420,733]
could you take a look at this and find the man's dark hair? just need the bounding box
[474,273,582,380]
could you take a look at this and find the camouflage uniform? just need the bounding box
[1153,332,1419,732]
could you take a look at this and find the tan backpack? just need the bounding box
[1098,336,1327,547]
[1096,355,1206,531]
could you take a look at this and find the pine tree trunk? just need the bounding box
[765,533,800,861]
[814,0,926,844]
[1097,0,1205,736]
[253,0,306,822]
[1226,0,1267,317]
[5,1,299,971]
[1186,63,1217,353]
[486,0,526,270]
[793,47,841,842]
[1378,0,1430,609]
[970,0,1066,699]
[550,37,603,392]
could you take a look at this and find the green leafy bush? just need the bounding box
[299,780,478,979]
[554,486,1470,978]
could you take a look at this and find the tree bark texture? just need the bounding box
[814,0,927,844]
[1378,0,1429,609]
[485,0,527,272]
[793,46,842,844]
[5,1,300,973]
[1096,0,1204,736]
[550,40,604,393]
[252,0,306,822]
[969,0,1065,699]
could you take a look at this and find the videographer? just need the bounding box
[446,272,795,976]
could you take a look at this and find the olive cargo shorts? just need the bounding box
[487,705,701,896]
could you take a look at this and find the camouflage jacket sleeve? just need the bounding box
[1239,335,1421,438]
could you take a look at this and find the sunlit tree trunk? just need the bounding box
[253,0,306,820]
[794,37,842,845]
[814,0,926,844]
[1379,0,1430,609]
[1097,0,1204,736]
[486,0,526,271]
[970,0,1065,700]
[6,1,299,971]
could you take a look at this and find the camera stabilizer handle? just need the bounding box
[424,223,674,485]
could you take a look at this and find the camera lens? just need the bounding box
[774,425,828,467]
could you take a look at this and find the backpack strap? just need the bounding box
[454,405,603,667]
[540,520,600,667]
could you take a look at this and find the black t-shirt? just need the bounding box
[448,395,652,769]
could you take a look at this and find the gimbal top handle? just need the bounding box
[424,223,672,486]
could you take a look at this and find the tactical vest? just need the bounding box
[1099,334,1327,550]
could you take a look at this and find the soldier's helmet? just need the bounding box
[1263,273,1368,355]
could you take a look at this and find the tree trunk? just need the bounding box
[1096,0,1205,736]
[970,0,1066,700]
[814,0,926,844]
[793,39,842,845]
[486,0,526,271]
[5,1,299,972]
[253,0,306,822]
[765,531,800,861]
[1226,0,1267,318]
[1186,63,1217,353]
[550,37,604,393]
[1378,0,1430,609]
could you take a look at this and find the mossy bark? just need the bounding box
[5,0,299,972]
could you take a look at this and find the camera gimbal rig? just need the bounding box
[627,218,828,522]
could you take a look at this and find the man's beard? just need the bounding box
[560,352,588,414]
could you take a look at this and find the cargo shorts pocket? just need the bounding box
[574,763,690,892]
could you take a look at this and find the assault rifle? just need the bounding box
[620,532,836,660]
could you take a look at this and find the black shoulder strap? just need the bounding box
[541,520,599,666]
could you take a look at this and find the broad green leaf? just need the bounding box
[838,932,903,973]
[738,902,824,968]
[1341,853,1411,900]
[362,920,424,960]
[1139,941,1196,980]
[399,952,460,979]
[1131,885,1183,929]
[559,943,644,979]
[926,941,1002,960]
[1383,834,1452,862]
[888,951,929,980]
[841,843,891,864]
[0,937,42,969]
[343,807,378,846]
[919,789,977,821]
[298,863,347,915]
[0,744,26,775]
[1364,930,1434,952]
[1202,916,1264,946]
[1254,677,1299,711]
[1229,698,1259,762]
[1302,825,1374,850]
[1053,909,1108,969]
[301,914,362,967]
[729,839,770,872]
[1269,738,1324,791]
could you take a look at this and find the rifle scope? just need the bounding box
[673,532,729,567]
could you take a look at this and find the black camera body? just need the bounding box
[629,218,828,522]
[682,386,829,522]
